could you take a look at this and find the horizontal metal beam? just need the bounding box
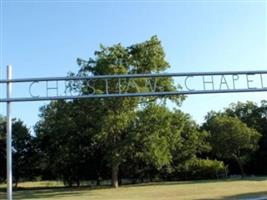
[0,88,267,102]
[0,70,266,83]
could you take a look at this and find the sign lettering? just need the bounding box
[0,71,266,102]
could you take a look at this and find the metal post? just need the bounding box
[6,65,12,200]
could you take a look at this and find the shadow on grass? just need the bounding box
[0,187,102,199]
[121,176,267,189]
[1,177,267,199]
[0,184,113,192]
[198,191,267,200]
[2,188,267,200]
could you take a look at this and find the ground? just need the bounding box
[1,178,267,200]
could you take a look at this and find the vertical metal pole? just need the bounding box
[6,65,12,200]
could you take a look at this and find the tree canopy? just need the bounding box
[203,114,261,177]
[72,36,185,187]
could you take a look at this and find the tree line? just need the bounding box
[0,36,266,188]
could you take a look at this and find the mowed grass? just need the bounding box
[1,178,267,200]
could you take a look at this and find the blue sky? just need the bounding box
[0,0,266,132]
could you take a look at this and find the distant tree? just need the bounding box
[169,110,210,179]
[35,100,104,186]
[0,116,34,186]
[225,101,263,131]
[130,105,175,172]
[224,101,267,174]
[12,120,36,187]
[203,115,261,177]
[124,104,210,181]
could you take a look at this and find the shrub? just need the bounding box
[187,158,227,179]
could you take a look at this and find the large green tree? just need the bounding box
[203,114,261,177]
[72,36,184,187]
[224,101,267,174]
[121,104,210,182]
[35,100,107,186]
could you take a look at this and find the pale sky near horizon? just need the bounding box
[0,0,266,132]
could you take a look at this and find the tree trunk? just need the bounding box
[76,179,80,187]
[233,155,245,178]
[112,163,119,188]
[141,177,144,183]
[15,179,18,189]
[96,177,101,186]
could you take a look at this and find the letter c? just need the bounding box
[29,81,40,98]
[184,76,195,91]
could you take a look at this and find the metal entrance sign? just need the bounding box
[1,69,267,102]
[1,65,267,200]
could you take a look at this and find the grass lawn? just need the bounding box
[1,178,267,200]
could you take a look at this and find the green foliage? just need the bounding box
[186,158,226,179]
[132,105,174,169]
[75,35,184,104]
[170,110,210,166]
[123,104,210,181]
[34,100,106,186]
[0,116,6,182]
[205,115,261,158]
[77,35,170,75]
[203,114,261,176]
[74,36,184,187]
[221,101,267,175]
[0,116,35,184]
[31,37,266,186]
[225,101,264,131]
[34,101,209,185]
